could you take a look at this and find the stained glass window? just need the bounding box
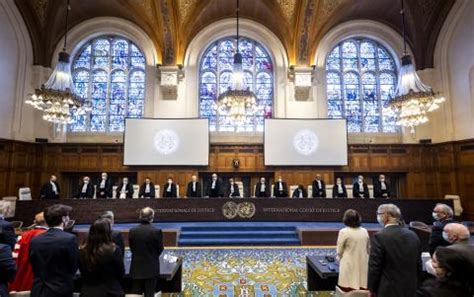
[325,38,398,133]
[70,36,146,132]
[199,37,273,132]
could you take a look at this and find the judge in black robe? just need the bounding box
[139,178,156,198]
[117,177,134,199]
[162,178,178,198]
[312,174,326,198]
[186,175,201,197]
[254,177,270,198]
[373,174,390,198]
[96,172,113,198]
[75,176,94,199]
[353,175,370,198]
[39,175,60,200]
[292,185,308,198]
[226,178,241,198]
[332,178,348,198]
[273,177,288,197]
[206,173,224,197]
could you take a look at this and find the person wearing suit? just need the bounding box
[336,209,369,292]
[139,177,156,198]
[99,211,125,258]
[353,175,370,199]
[186,175,202,197]
[129,207,164,297]
[373,174,390,198]
[117,177,134,199]
[443,223,473,263]
[162,177,178,198]
[226,178,241,198]
[29,204,78,297]
[273,176,288,197]
[0,243,16,297]
[332,177,348,198]
[9,212,48,292]
[292,185,307,198]
[312,174,326,198]
[97,172,113,199]
[206,173,223,198]
[75,176,94,199]
[368,204,421,297]
[78,219,125,297]
[255,177,269,198]
[428,203,454,255]
[0,201,16,249]
[416,246,474,297]
[39,175,60,200]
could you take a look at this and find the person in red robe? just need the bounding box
[9,212,48,292]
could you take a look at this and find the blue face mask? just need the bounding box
[377,215,385,226]
[442,231,451,243]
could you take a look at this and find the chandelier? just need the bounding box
[387,0,445,133]
[25,0,89,124]
[216,0,258,129]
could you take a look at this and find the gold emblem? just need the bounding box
[237,202,256,219]
[222,201,239,219]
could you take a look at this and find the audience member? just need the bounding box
[9,212,48,292]
[99,211,125,258]
[428,203,454,255]
[0,243,16,297]
[29,204,78,297]
[0,201,15,249]
[416,247,474,297]
[78,219,125,297]
[336,209,369,292]
[443,223,473,263]
[368,204,421,297]
[129,207,164,297]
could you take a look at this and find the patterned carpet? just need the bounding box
[161,247,336,297]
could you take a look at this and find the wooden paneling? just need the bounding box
[0,139,473,219]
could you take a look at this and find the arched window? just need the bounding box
[199,37,273,132]
[326,38,398,133]
[70,36,146,132]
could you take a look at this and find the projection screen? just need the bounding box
[264,119,348,166]
[124,118,209,166]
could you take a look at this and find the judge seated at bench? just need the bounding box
[226,178,241,198]
[162,177,178,198]
[312,174,326,198]
[206,173,224,197]
[273,176,288,197]
[97,172,113,199]
[373,174,390,198]
[353,175,369,199]
[117,177,134,199]
[39,174,60,200]
[139,177,156,198]
[332,177,348,198]
[292,184,307,198]
[255,177,270,198]
[186,175,201,197]
[75,176,94,199]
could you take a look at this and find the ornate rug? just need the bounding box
[162,247,336,297]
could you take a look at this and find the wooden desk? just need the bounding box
[306,255,339,291]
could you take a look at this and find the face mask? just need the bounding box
[337,180,341,185]
[377,215,385,226]
[84,180,89,184]
[442,231,451,243]
[359,179,363,183]
[102,176,107,180]
[432,212,440,221]
[380,178,385,182]
[124,180,128,184]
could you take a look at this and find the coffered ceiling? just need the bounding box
[15,0,455,69]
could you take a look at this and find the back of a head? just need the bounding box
[378,203,401,220]
[34,212,47,227]
[343,209,362,228]
[82,218,114,270]
[445,223,470,242]
[0,201,10,217]
[100,211,115,224]
[45,204,72,227]
[139,207,154,223]
[435,247,474,290]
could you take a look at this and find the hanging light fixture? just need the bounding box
[387,0,445,134]
[25,0,90,124]
[216,0,258,130]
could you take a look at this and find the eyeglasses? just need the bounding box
[376,212,385,215]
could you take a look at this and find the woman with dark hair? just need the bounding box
[336,209,370,292]
[416,247,474,297]
[79,219,125,297]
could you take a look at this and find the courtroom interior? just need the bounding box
[0,0,473,296]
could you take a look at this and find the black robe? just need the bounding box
[373,180,391,198]
[39,181,60,200]
[273,182,288,197]
[226,183,241,197]
[353,182,370,198]
[332,184,348,198]
[206,179,224,197]
[138,182,156,198]
[75,183,94,199]
[312,180,326,198]
[186,182,202,197]
[254,182,269,197]
[292,187,308,198]
[116,183,134,199]
[162,183,177,198]
[96,179,113,198]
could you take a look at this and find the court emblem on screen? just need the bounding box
[293,129,319,156]
[153,129,179,155]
